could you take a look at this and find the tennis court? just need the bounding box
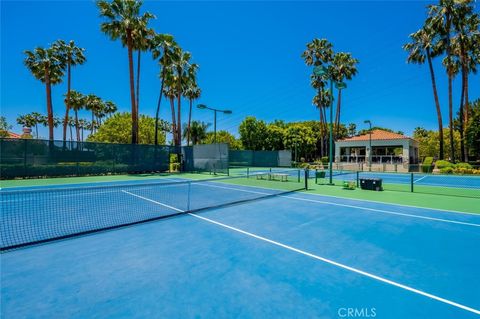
[1,172,480,318]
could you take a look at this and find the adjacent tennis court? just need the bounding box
[1,173,480,318]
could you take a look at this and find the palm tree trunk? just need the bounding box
[91,111,95,135]
[426,50,444,160]
[154,71,165,145]
[177,94,182,146]
[459,68,466,162]
[45,68,54,141]
[318,107,324,158]
[136,50,141,116]
[63,62,71,142]
[35,124,39,139]
[187,98,193,146]
[335,89,342,138]
[126,30,138,144]
[75,110,80,142]
[448,73,454,162]
[69,124,73,142]
[463,67,469,162]
[170,97,177,145]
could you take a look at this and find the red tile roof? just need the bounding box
[338,129,411,142]
[7,131,21,138]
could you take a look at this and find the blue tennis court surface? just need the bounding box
[1,178,480,318]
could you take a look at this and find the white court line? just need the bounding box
[195,182,480,228]
[188,213,480,316]
[413,176,428,184]
[117,189,480,315]
[121,190,183,212]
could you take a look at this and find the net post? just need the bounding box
[298,169,300,183]
[304,169,308,190]
[410,173,414,193]
[187,182,192,211]
[356,171,359,187]
[315,169,318,184]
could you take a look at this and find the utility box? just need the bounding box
[360,178,383,191]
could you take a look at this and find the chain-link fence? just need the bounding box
[0,138,230,179]
[229,150,292,168]
[310,168,480,198]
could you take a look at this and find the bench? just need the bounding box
[254,172,289,182]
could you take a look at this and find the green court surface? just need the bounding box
[1,172,478,214]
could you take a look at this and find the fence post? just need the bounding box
[247,167,249,178]
[410,173,414,193]
[304,169,308,190]
[187,182,191,211]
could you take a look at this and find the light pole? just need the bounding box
[313,65,346,185]
[197,104,232,143]
[364,120,372,171]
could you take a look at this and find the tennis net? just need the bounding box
[1,170,307,251]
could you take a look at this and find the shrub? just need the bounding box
[421,157,434,173]
[439,167,454,174]
[321,156,329,165]
[435,160,453,169]
[454,162,472,169]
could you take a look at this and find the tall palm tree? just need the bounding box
[183,63,200,146]
[85,94,104,134]
[24,46,65,140]
[331,52,358,137]
[301,38,334,157]
[172,47,192,146]
[131,15,155,115]
[428,0,466,161]
[404,25,445,159]
[163,72,178,145]
[103,101,118,119]
[151,33,176,145]
[452,7,479,160]
[16,114,36,133]
[66,90,86,142]
[78,119,88,142]
[97,0,153,144]
[53,40,86,142]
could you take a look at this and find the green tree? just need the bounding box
[183,63,200,146]
[65,90,86,141]
[97,0,154,144]
[203,130,241,149]
[265,124,285,150]
[16,114,37,131]
[239,116,268,150]
[88,112,166,145]
[24,46,65,140]
[53,40,86,142]
[0,116,12,138]
[283,124,317,161]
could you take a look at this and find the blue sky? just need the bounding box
[1,0,479,141]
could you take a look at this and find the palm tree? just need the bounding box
[331,52,358,137]
[301,38,334,157]
[103,101,118,119]
[183,63,200,146]
[97,0,153,144]
[428,0,467,161]
[163,72,178,145]
[85,94,104,134]
[347,123,357,137]
[451,7,479,161]
[78,119,88,142]
[187,121,210,145]
[68,117,76,142]
[151,33,176,145]
[53,40,86,142]
[66,90,86,142]
[24,46,65,140]
[172,47,192,146]
[404,25,445,159]
[131,15,155,115]
[16,114,36,133]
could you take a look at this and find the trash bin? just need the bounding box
[360,178,383,191]
[315,171,326,184]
